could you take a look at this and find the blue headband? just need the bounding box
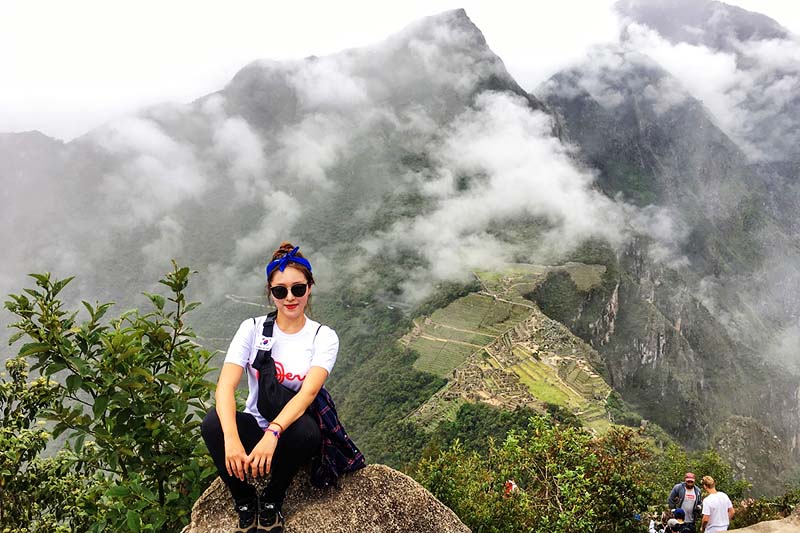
[266,246,313,279]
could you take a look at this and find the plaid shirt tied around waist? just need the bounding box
[309,386,366,488]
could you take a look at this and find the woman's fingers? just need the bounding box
[245,450,274,477]
[233,458,243,481]
[228,455,248,481]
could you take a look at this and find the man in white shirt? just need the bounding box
[700,475,734,532]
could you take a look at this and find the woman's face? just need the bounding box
[269,266,311,321]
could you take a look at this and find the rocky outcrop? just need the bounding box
[735,515,800,532]
[182,464,470,533]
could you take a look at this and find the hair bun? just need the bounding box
[272,241,297,260]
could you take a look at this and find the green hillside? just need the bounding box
[403,264,612,433]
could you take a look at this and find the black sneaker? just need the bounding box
[233,499,257,533]
[257,501,284,532]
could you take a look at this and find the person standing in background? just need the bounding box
[669,472,702,529]
[700,476,734,532]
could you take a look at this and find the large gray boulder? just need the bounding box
[182,464,471,533]
[734,515,800,532]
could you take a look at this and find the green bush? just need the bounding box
[730,489,800,529]
[416,417,654,532]
[0,356,98,532]
[3,263,217,532]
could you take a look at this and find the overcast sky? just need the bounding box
[1,0,797,141]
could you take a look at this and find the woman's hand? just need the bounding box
[224,435,250,482]
[247,430,279,478]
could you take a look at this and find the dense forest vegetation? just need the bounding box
[2,266,798,531]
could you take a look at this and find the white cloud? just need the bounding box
[366,91,633,301]
[622,21,800,161]
[212,115,268,199]
[233,190,302,265]
[93,117,208,223]
[278,114,351,186]
[538,45,691,115]
[142,216,184,269]
[289,56,371,111]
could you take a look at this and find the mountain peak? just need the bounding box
[615,0,791,49]
[222,8,542,125]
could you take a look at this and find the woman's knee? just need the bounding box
[281,414,321,453]
[201,407,222,440]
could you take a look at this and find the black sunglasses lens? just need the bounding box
[270,286,288,299]
[270,284,307,299]
[290,284,308,297]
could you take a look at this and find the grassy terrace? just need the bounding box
[411,293,531,377]
[559,360,608,397]
[511,359,583,408]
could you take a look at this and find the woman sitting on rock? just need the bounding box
[201,242,363,533]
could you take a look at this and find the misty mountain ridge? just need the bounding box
[616,0,800,163]
[1,3,799,492]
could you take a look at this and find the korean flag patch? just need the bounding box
[259,336,274,351]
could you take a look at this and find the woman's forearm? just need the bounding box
[216,387,240,438]
[270,389,316,431]
[215,363,245,439]
[269,366,328,432]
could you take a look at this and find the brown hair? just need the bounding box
[701,476,716,489]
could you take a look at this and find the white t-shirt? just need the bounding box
[224,315,339,429]
[702,491,733,532]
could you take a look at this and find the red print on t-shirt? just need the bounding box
[275,361,306,383]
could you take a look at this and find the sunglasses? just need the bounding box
[269,283,308,299]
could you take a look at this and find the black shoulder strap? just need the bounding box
[252,312,277,371]
[262,311,277,337]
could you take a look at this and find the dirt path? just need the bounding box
[225,294,267,308]
[477,291,538,310]
[418,334,485,349]
[433,323,496,338]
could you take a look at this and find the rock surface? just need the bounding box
[182,464,471,533]
[735,515,800,532]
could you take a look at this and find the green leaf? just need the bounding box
[93,395,109,419]
[184,301,201,313]
[130,367,154,382]
[7,330,25,345]
[66,374,83,392]
[68,356,92,375]
[19,342,51,357]
[44,361,67,376]
[127,510,142,532]
[155,373,179,385]
[29,272,50,285]
[52,276,75,297]
[143,292,165,311]
[106,485,131,498]
[74,433,86,453]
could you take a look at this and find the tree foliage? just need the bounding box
[648,443,751,504]
[2,263,216,532]
[0,356,98,532]
[416,417,654,533]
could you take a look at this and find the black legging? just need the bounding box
[201,407,321,506]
